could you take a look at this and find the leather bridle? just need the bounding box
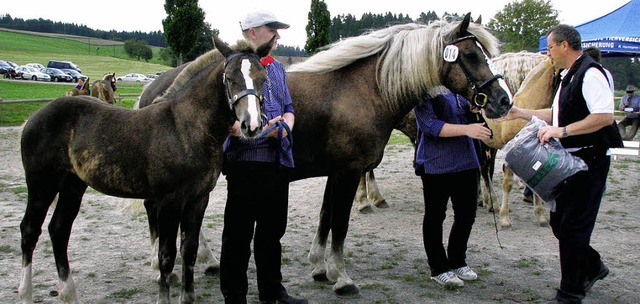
[442,35,504,110]
[223,52,263,110]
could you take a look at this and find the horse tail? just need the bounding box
[97,83,110,103]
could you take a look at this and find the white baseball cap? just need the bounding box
[240,10,290,31]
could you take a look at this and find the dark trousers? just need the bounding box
[551,149,610,303]
[420,169,478,276]
[220,161,290,304]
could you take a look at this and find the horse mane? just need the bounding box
[155,40,255,104]
[491,51,547,93]
[287,19,500,110]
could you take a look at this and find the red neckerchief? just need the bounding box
[260,55,275,67]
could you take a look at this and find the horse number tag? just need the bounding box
[443,45,459,62]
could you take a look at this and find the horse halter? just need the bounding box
[223,52,264,110]
[442,35,504,110]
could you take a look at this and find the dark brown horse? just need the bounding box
[91,73,117,104]
[285,13,511,295]
[133,13,511,296]
[18,36,271,304]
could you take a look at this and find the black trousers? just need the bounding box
[551,149,610,303]
[420,168,478,276]
[220,161,291,304]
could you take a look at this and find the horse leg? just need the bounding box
[365,170,389,209]
[532,195,549,226]
[49,175,88,304]
[353,173,373,213]
[325,173,360,296]
[499,165,514,228]
[155,199,182,304]
[178,194,209,304]
[19,179,60,304]
[144,199,180,283]
[309,184,332,282]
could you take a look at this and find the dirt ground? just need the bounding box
[1,125,639,304]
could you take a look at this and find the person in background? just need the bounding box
[499,24,622,304]
[414,91,491,288]
[219,9,306,304]
[617,84,640,140]
[583,46,614,93]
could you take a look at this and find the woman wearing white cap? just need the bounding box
[220,9,306,304]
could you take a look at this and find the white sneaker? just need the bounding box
[452,266,478,281]
[431,271,464,287]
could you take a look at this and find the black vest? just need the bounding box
[557,55,623,149]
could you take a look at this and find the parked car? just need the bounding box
[40,68,73,82]
[117,73,151,82]
[15,66,51,81]
[0,60,12,75]
[47,60,81,73]
[2,61,23,79]
[61,69,88,82]
[26,63,45,70]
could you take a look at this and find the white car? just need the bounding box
[26,63,46,70]
[15,66,51,81]
[117,73,152,82]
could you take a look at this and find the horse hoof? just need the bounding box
[373,200,389,208]
[204,265,220,276]
[334,283,359,297]
[357,205,374,214]
[312,272,329,282]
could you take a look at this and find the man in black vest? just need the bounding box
[497,24,622,304]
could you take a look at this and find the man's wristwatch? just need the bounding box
[562,126,569,138]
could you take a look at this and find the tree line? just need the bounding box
[0,14,166,47]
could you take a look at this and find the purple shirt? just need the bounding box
[223,58,295,168]
[414,92,480,175]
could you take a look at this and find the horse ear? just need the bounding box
[456,12,472,36]
[474,15,482,25]
[256,35,276,58]
[213,35,233,57]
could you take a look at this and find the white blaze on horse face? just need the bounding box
[477,41,514,104]
[240,59,260,131]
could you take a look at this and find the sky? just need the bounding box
[1,0,633,48]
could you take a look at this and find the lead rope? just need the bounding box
[469,109,502,248]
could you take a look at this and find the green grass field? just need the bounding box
[0,29,171,126]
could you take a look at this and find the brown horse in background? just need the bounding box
[91,73,117,104]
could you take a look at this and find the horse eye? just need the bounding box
[463,52,480,63]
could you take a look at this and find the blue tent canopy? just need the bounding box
[539,0,640,57]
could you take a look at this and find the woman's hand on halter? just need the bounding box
[466,123,492,141]
[264,116,288,138]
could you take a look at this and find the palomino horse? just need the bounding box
[91,73,117,104]
[132,13,511,296]
[482,57,557,228]
[285,13,511,295]
[64,77,91,97]
[18,36,270,304]
[355,51,548,213]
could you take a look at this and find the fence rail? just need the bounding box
[0,94,139,106]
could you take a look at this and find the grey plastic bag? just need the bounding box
[503,116,588,211]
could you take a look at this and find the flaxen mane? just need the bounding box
[287,20,500,111]
[491,51,547,93]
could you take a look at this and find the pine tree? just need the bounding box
[305,0,331,55]
[162,0,205,65]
